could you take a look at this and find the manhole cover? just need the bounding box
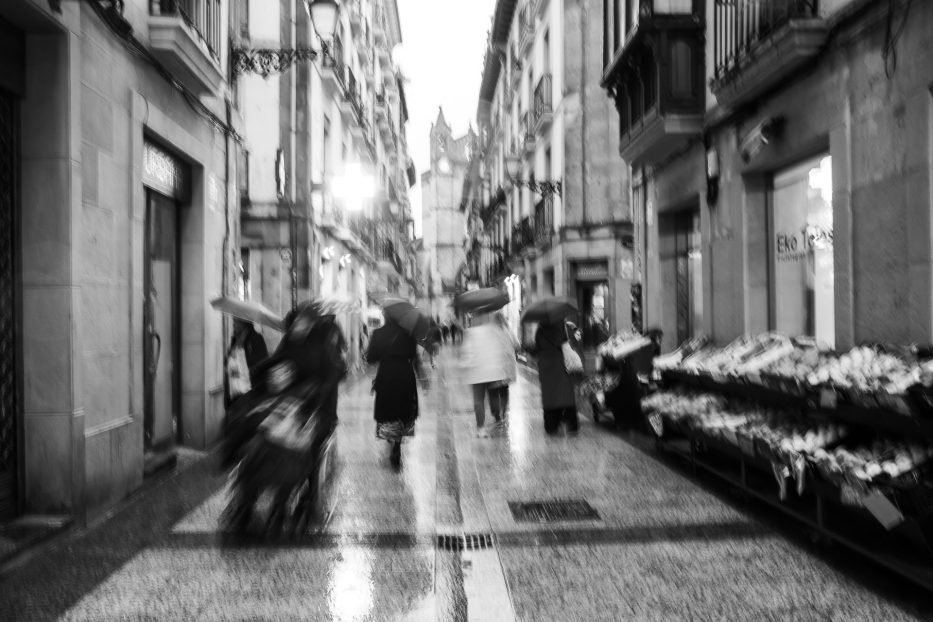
[436,533,494,551]
[508,500,600,523]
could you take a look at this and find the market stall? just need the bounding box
[642,334,933,591]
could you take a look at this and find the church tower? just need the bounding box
[418,108,470,319]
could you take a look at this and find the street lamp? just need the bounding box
[505,153,562,197]
[307,0,340,41]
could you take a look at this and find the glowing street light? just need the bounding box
[332,162,376,211]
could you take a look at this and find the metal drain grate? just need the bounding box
[508,499,600,523]
[436,533,495,551]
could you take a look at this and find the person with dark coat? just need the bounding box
[525,319,580,434]
[366,316,427,468]
[221,302,346,534]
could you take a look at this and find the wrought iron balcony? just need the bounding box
[601,0,704,167]
[518,3,535,56]
[148,0,223,93]
[533,73,553,135]
[510,216,535,257]
[534,195,553,246]
[711,0,826,108]
[481,187,507,226]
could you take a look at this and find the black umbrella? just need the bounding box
[520,296,579,325]
[453,288,510,313]
[381,298,433,344]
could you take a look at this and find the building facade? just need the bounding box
[419,109,472,321]
[601,0,933,353]
[0,0,241,522]
[467,0,633,350]
[238,0,416,366]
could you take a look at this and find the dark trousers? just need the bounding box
[472,383,509,427]
[543,407,578,434]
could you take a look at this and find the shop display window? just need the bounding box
[770,155,834,348]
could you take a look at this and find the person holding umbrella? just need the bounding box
[366,299,432,468]
[522,297,583,435]
[456,288,516,437]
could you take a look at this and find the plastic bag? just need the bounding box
[227,346,251,399]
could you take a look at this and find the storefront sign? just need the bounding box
[574,261,609,281]
[143,140,190,201]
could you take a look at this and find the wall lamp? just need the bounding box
[504,154,562,197]
[232,0,340,77]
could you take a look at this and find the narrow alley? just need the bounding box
[0,348,927,621]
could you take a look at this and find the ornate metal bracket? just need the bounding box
[511,177,562,197]
[232,48,320,78]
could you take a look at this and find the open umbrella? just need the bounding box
[520,296,579,325]
[453,287,510,313]
[211,296,285,331]
[381,298,433,344]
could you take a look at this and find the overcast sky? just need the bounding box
[394,0,497,237]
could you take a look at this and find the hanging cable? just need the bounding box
[882,0,914,79]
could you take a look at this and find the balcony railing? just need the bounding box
[534,195,552,245]
[713,0,819,81]
[150,0,221,60]
[533,73,552,133]
[518,3,535,55]
[510,216,534,256]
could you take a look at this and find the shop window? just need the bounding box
[770,155,834,348]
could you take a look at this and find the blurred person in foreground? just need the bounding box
[524,318,581,435]
[221,302,347,535]
[463,310,518,437]
[366,313,429,468]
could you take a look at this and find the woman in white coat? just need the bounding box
[462,311,519,437]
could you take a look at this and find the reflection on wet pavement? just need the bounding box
[0,347,930,621]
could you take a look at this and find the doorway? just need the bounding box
[659,209,702,351]
[144,190,180,450]
[0,86,19,519]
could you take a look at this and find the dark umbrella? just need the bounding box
[453,288,510,313]
[381,298,433,344]
[520,296,579,325]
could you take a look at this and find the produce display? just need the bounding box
[658,333,933,417]
[653,335,709,371]
[597,331,652,361]
[806,346,919,395]
[645,336,933,585]
[678,334,791,376]
[810,440,933,484]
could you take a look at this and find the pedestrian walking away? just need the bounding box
[463,310,518,437]
[366,314,429,468]
[524,319,581,435]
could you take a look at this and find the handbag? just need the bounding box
[562,323,584,374]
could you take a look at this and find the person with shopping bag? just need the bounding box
[525,317,583,435]
[462,310,518,437]
[224,319,269,409]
